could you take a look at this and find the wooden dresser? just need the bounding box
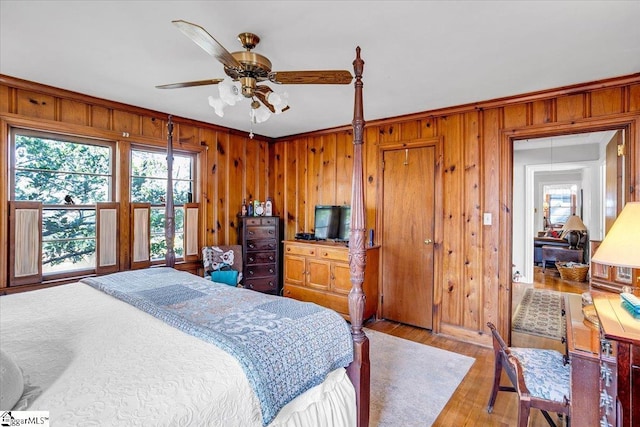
[282,240,379,321]
[238,216,280,295]
[593,293,640,427]
[566,293,640,427]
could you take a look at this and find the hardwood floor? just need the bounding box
[365,266,589,426]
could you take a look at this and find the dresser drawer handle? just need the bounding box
[269,230,274,234]
[249,256,255,262]
[249,244,255,249]
[269,268,274,274]
[269,256,274,261]
[248,230,255,235]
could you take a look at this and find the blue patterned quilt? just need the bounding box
[81,268,354,426]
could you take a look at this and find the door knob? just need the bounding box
[424,239,433,245]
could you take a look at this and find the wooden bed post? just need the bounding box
[165,115,176,268]
[347,46,370,427]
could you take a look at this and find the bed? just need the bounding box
[0,48,370,426]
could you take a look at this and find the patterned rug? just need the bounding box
[366,328,475,426]
[512,288,566,340]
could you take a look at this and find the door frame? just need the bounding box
[377,137,444,332]
[500,115,638,342]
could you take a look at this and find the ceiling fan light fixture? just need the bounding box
[250,101,271,124]
[267,91,289,114]
[218,79,243,105]
[208,95,226,117]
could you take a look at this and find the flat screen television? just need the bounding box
[314,205,350,241]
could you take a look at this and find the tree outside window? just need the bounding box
[12,132,113,275]
[130,148,194,261]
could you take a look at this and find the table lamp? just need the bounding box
[561,215,587,249]
[592,202,640,290]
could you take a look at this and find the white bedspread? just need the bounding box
[0,283,356,426]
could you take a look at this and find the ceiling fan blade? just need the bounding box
[269,70,353,85]
[156,78,224,89]
[172,20,242,69]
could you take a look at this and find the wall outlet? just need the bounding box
[483,212,492,225]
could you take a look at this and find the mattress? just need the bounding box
[0,282,356,426]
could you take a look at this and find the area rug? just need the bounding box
[366,328,475,426]
[512,288,565,340]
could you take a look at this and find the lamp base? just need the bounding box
[567,230,580,250]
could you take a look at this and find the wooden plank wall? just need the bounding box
[271,74,640,345]
[1,73,638,345]
[0,75,271,289]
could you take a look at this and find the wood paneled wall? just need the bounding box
[0,75,271,289]
[1,73,639,346]
[271,74,640,345]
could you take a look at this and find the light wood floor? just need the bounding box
[364,266,590,426]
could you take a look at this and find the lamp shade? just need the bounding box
[562,215,587,231]
[591,202,640,268]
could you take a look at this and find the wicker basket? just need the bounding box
[555,262,589,282]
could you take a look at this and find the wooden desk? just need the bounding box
[566,292,640,427]
[565,293,600,426]
[593,293,640,427]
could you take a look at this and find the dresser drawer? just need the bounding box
[246,251,277,265]
[318,247,348,262]
[245,263,277,278]
[246,239,278,251]
[245,277,278,294]
[285,244,317,257]
[243,217,278,226]
[245,226,277,239]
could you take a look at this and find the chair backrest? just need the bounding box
[487,322,521,391]
[202,245,243,274]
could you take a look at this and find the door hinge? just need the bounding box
[617,143,625,157]
[381,160,385,171]
[380,294,383,305]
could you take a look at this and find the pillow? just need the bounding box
[0,349,24,410]
[211,269,239,286]
[202,246,237,273]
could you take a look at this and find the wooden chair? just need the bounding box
[486,322,571,427]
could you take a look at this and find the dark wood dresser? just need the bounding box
[593,293,640,427]
[238,216,280,295]
[566,292,640,427]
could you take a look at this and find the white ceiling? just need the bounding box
[2,1,639,138]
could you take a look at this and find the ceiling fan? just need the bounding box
[157,20,353,120]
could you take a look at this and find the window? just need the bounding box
[543,184,577,226]
[130,148,194,261]
[11,130,113,276]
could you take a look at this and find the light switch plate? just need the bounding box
[483,212,492,225]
